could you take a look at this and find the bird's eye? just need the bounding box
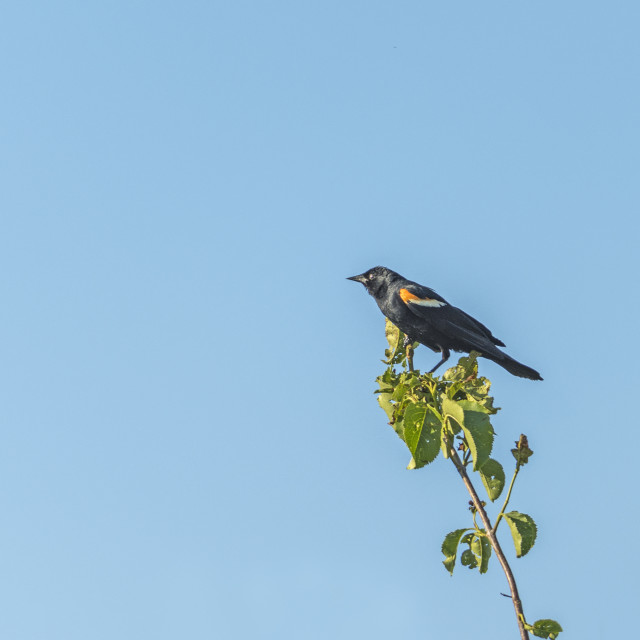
[368,273,374,280]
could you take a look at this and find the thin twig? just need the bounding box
[493,463,521,535]
[449,447,530,640]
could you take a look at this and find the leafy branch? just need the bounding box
[374,319,562,640]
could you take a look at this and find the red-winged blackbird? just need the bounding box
[348,266,542,380]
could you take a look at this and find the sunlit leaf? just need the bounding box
[478,535,492,574]
[529,619,563,639]
[403,403,442,469]
[441,528,470,575]
[479,458,506,502]
[383,318,401,361]
[459,408,495,471]
[504,511,537,557]
[470,532,492,574]
[377,392,395,422]
[443,352,478,382]
[442,397,465,429]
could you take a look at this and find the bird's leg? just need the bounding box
[428,347,451,374]
[403,334,415,372]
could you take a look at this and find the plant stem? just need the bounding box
[406,344,414,372]
[493,464,520,535]
[449,447,530,640]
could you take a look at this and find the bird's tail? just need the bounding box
[484,351,543,381]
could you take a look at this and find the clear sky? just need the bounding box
[1,2,638,638]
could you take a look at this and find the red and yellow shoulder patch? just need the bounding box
[399,288,420,303]
[399,288,446,308]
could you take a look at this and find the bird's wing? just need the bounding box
[437,317,500,352]
[454,309,506,347]
[398,285,505,347]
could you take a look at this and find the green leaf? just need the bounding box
[463,383,498,414]
[443,352,479,382]
[504,511,537,557]
[442,397,465,427]
[391,381,407,402]
[455,532,491,574]
[478,535,492,574]
[390,416,405,441]
[457,398,492,415]
[377,392,395,422]
[529,619,563,639]
[460,548,477,569]
[456,400,494,471]
[374,368,395,395]
[441,528,471,575]
[479,458,506,502]
[403,404,442,469]
[383,317,400,357]
[382,318,408,365]
[470,532,492,574]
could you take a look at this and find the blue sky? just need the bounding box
[0,2,638,638]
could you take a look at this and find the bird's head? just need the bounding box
[347,266,401,297]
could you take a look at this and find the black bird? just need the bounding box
[347,266,542,380]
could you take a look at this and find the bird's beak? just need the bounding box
[347,273,367,284]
